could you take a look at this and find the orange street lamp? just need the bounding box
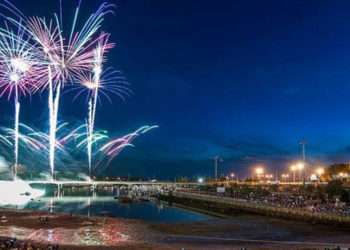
[255,167,264,180]
[316,167,324,176]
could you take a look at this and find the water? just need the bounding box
[23,196,211,223]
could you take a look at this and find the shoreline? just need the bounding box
[1,204,350,249]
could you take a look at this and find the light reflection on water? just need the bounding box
[0,196,210,246]
[24,196,211,223]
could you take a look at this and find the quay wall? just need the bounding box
[158,191,350,227]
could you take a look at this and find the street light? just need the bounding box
[255,166,264,180]
[213,156,223,181]
[297,162,305,170]
[230,173,235,178]
[313,167,325,182]
[316,167,324,176]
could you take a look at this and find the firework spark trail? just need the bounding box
[76,127,108,149]
[84,65,131,178]
[87,38,107,179]
[0,134,12,147]
[0,122,77,174]
[26,122,70,154]
[0,122,156,177]
[87,97,93,179]
[1,124,48,153]
[47,68,62,181]
[58,124,86,144]
[48,66,54,180]
[99,125,158,166]
[14,89,19,179]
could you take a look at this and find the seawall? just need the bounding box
[158,191,350,227]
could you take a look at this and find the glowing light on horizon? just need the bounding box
[255,166,264,175]
[297,162,305,170]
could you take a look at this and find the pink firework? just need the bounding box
[71,67,131,103]
[0,22,46,180]
[99,125,158,166]
[25,3,114,87]
[0,23,46,99]
[65,34,131,103]
[10,1,115,180]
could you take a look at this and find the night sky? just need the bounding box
[1,0,350,179]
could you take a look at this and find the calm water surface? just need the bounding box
[24,196,211,223]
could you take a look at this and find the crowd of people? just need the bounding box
[0,238,59,250]
[241,191,350,216]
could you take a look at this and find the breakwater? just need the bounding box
[159,191,350,227]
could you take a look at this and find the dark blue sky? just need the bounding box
[2,0,350,179]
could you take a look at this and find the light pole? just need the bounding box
[290,164,296,183]
[214,156,223,181]
[299,139,307,183]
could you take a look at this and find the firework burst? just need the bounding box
[0,2,158,180]
[0,23,46,180]
[5,1,115,181]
